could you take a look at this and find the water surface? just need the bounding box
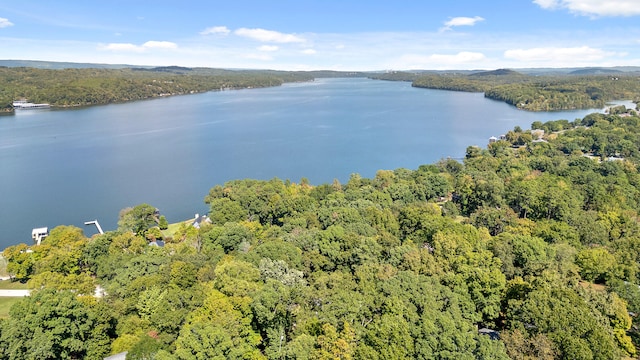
[0,78,604,247]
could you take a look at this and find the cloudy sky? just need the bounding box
[0,0,639,70]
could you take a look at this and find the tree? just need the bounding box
[505,286,620,360]
[490,233,555,279]
[0,289,115,359]
[3,243,34,281]
[208,198,247,225]
[313,323,356,360]
[575,247,616,283]
[471,206,517,236]
[119,204,159,235]
[126,335,167,360]
[174,289,265,360]
[158,216,169,230]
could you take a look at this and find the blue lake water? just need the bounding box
[0,78,606,247]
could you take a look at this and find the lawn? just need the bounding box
[0,297,22,318]
[161,219,193,239]
[0,280,29,290]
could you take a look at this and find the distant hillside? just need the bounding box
[0,67,314,110]
[469,68,523,77]
[302,70,368,78]
[569,67,625,75]
[3,60,640,76]
[517,66,640,76]
[411,68,640,111]
[0,60,136,70]
[132,66,194,74]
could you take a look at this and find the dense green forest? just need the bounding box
[3,107,640,359]
[373,70,640,111]
[0,67,317,111]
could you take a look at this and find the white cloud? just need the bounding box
[533,0,640,17]
[301,49,317,55]
[504,46,614,62]
[102,43,143,52]
[142,41,178,49]
[533,0,559,9]
[441,16,484,31]
[258,45,279,52]
[235,28,305,43]
[200,26,230,35]
[0,17,14,28]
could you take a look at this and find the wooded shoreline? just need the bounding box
[3,66,640,114]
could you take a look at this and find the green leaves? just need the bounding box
[0,289,115,359]
[175,289,265,360]
[118,204,159,235]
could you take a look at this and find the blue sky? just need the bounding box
[1,0,639,70]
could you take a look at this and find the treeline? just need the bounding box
[369,71,423,82]
[0,67,315,109]
[5,110,640,358]
[410,72,640,111]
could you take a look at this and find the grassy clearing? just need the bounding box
[0,280,29,290]
[0,297,22,318]
[161,219,192,239]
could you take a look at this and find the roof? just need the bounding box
[192,214,212,229]
[32,227,48,234]
[149,240,165,247]
[478,328,500,340]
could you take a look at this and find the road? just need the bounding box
[0,289,30,297]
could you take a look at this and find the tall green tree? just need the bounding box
[118,204,159,235]
[0,289,115,360]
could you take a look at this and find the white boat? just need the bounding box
[13,100,50,109]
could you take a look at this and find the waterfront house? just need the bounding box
[192,213,212,229]
[31,227,48,245]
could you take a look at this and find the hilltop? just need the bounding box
[469,68,524,76]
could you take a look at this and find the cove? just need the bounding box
[0,78,605,248]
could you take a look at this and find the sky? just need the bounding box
[0,0,639,71]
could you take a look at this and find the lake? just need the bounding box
[0,78,606,248]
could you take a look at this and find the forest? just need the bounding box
[2,105,640,359]
[3,65,640,114]
[373,70,640,111]
[0,67,316,112]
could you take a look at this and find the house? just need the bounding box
[149,240,165,247]
[192,213,212,229]
[31,227,48,245]
[488,136,498,144]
